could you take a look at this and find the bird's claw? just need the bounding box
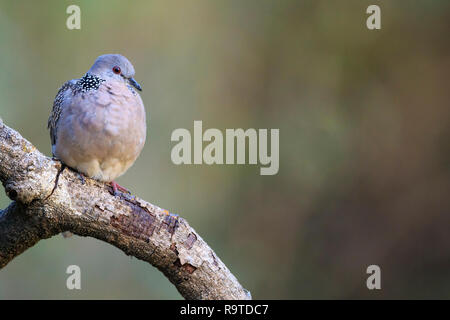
[109,181,131,196]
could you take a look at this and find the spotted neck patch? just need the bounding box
[75,73,105,93]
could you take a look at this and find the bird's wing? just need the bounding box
[48,80,77,149]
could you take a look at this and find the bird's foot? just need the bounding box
[109,181,131,196]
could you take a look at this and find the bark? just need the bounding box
[0,119,251,300]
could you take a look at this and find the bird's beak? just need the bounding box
[128,77,142,91]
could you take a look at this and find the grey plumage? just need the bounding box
[48,54,146,182]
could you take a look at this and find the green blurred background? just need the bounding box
[1,0,449,299]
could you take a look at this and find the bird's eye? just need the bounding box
[112,66,121,74]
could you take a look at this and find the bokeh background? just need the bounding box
[0,0,449,299]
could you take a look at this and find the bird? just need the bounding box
[48,54,146,195]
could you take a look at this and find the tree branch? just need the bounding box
[0,119,251,300]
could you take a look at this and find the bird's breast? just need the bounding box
[55,79,147,181]
[77,81,146,138]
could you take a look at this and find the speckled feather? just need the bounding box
[48,73,105,147]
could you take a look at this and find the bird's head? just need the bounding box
[88,54,142,91]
